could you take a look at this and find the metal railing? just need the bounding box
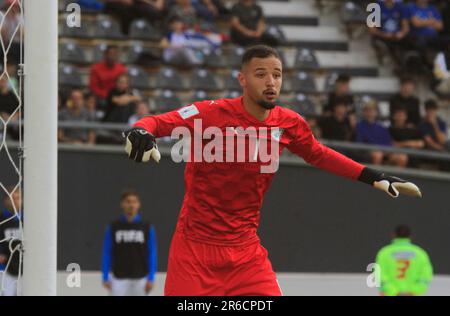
[49,121,450,162]
[3,120,450,172]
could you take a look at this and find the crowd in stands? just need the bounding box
[55,0,281,145]
[311,0,450,170]
[1,0,449,171]
[315,73,449,169]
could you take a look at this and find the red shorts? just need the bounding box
[164,232,282,296]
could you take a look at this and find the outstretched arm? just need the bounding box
[287,115,422,198]
[124,101,211,162]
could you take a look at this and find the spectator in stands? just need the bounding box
[419,99,449,151]
[0,76,18,121]
[128,101,151,126]
[230,0,278,47]
[167,0,199,29]
[0,0,22,65]
[160,17,220,67]
[188,0,220,23]
[389,106,424,150]
[104,0,166,34]
[430,37,450,96]
[438,1,450,36]
[192,0,229,21]
[58,89,97,145]
[318,98,354,141]
[356,100,408,167]
[389,76,421,126]
[89,45,127,106]
[368,0,409,65]
[408,0,443,41]
[389,106,424,167]
[85,92,104,121]
[76,0,105,11]
[324,74,355,115]
[406,0,443,68]
[104,74,141,123]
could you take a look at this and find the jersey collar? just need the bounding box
[120,213,142,224]
[239,96,274,125]
[392,238,411,245]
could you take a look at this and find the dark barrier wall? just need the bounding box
[1,148,450,274]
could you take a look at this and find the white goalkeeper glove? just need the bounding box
[123,127,161,163]
[358,167,422,198]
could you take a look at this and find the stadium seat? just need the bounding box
[154,67,184,90]
[58,0,72,11]
[59,42,88,64]
[126,41,161,66]
[92,43,107,62]
[60,19,93,38]
[59,64,83,87]
[227,47,246,68]
[289,93,318,117]
[154,90,183,112]
[224,70,241,91]
[266,25,287,45]
[204,49,228,68]
[224,90,242,99]
[127,66,150,89]
[340,1,367,24]
[340,1,368,38]
[94,15,123,39]
[127,42,145,64]
[294,48,319,70]
[129,19,162,41]
[190,69,220,91]
[290,71,317,93]
[277,49,288,68]
[190,90,213,103]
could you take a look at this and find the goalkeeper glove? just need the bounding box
[358,167,422,198]
[123,127,161,163]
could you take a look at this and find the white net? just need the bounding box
[0,0,23,296]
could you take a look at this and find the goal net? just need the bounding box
[1,0,58,296]
[0,0,24,297]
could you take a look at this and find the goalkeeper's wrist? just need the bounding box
[358,167,383,185]
[131,124,150,133]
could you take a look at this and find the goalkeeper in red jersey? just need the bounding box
[123,45,422,296]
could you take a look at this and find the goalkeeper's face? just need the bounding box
[121,195,141,218]
[239,56,282,109]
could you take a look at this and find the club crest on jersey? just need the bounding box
[271,128,284,142]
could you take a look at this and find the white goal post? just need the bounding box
[23,0,58,296]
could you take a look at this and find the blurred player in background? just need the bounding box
[0,189,22,296]
[376,225,433,296]
[124,45,422,296]
[102,189,157,296]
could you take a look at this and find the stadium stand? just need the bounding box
[47,0,450,170]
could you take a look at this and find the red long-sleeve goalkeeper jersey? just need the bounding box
[134,97,365,246]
